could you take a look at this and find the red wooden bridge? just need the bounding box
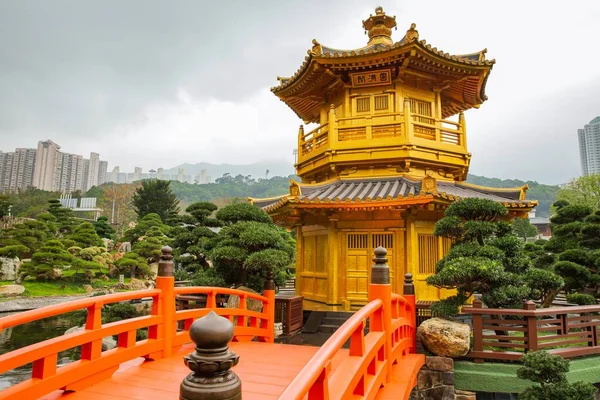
[0,247,424,400]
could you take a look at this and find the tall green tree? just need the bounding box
[0,217,56,257]
[65,222,104,248]
[132,180,180,223]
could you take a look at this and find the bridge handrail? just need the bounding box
[0,289,160,330]
[278,249,420,400]
[0,246,277,400]
[278,299,385,400]
[173,286,274,343]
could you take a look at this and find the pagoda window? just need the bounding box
[356,97,371,113]
[374,95,389,112]
[417,234,438,274]
[408,97,433,124]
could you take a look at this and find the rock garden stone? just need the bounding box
[417,317,470,358]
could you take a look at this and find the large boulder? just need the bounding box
[226,286,263,313]
[0,257,20,281]
[417,318,470,358]
[0,284,25,295]
[129,278,147,290]
[64,326,116,350]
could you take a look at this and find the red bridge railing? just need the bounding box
[0,246,275,400]
[279,247,421,400]
[0,246,422,400]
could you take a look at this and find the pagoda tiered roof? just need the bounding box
[250,177,535,215]
[272,8,494,123]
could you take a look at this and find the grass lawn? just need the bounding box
[0,276,132,297]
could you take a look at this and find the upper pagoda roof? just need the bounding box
[272,7,494,123]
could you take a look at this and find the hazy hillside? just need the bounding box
[165,160,294,181]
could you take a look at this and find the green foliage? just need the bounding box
[216,202,272,225]
[93,216,115,239]
[0,195,11,217]
[524,268,564,305]
[566,293,596,306]
[553,261,591,292]
[101,302,149,341]
[190,268,227,287]
[513,218,538,239]
[556,174,600,210]
[0,245,29,258]
[0,219,56,257]
[517,351,596,400]
[132,179,180,223]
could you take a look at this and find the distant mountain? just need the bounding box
[466,174,559,217]
[164,160,294,181]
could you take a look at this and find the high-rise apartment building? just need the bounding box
[32,140,60,191]
[98,161,108,185]
[578,116,600,176]
[0,148,36,192]
[132,167,142,182]
[85,152,100,190]
[109,166,120,183]
[55,152,84,193]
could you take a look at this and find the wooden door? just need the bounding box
[345,233,370,304]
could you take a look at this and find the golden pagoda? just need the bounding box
[251,7,536,310]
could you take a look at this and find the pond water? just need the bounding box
[0,311,83,389]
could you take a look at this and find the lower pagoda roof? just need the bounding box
[250,176,536,214]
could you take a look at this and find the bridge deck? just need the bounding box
[39,342,343,400]
[37,341,423,400]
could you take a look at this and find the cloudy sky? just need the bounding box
[0,0,599,184]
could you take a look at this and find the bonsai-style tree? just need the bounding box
[537,201,600,295]
[92,216,116,239]
[518,351,596,400]
[0,216,57,257]
[132,179,180,223]
[121,213,171,243]
[47,199,74,234]
[171,202,222,276]
[115,217,171,279]
[209,203,294,292]
[427,198,563,317]
[18,240,75,282]
[65,222,104,249]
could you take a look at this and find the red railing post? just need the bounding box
[403,272,417,354]
[155,246,176,358]
[368,247,392,382]
[260,270,276,343]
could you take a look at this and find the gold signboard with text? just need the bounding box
[350,69,392,88]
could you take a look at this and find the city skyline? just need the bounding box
[0,1,598,185]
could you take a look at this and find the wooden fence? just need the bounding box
[462,297,600,363]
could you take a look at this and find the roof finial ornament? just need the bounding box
[405,23,419,42]
[362,6,396,46]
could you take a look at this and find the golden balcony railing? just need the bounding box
[296,100,467,168]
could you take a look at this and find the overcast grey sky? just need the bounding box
[0,0,599,184]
